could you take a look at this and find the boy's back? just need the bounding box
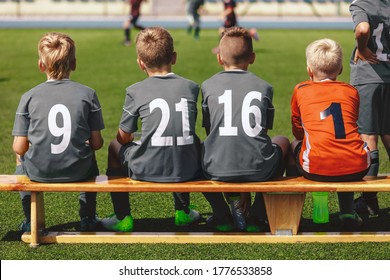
[121,73,200,182]
[202,70,278,181]
[291,80,369,176]
[13,79,104,183]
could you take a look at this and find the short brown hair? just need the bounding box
[219,26,253,66]
[306,38,343,78]
[38,32,76,80]
[136,27,174,69]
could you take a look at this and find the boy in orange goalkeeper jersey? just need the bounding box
[289,38,371,230]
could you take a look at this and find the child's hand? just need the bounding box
[354,47,379,64]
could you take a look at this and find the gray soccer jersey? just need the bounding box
[120,73,201,182]
[350,0,390,85]
[12,80,105,182]
[201,70,279,181]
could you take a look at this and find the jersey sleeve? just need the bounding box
[201,85,210,129]
[88,92,105,131]
[350,3,369,29]
[291,84,304,140]
[12,94,30,136]
[119,89,139,133]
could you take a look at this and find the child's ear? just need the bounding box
[217,53,224,66]
[38,59,46,72]
[137,58,149,75]
[307,66,314,80]
[171,52,177,65]
[249,52,256,64]
[71,58,76,71]
[137,58,146,71]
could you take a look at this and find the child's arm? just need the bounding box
[89,131,104,151]
[354,21,379,64]
[12,136,29,157]
[117,128,134,145]
[291,87,304,140]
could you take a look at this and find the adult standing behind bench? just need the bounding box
[349,0,390,216]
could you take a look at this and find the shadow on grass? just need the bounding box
[2,208,390,242]
[299,207,390,232]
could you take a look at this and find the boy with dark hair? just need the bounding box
[12,32,105,232]
[349,0,390,216]
[202,26,289,232]
[290,38,371,229]
[102,27,202,232]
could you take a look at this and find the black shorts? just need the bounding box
[293,141,368,182]
[356,83,390,135]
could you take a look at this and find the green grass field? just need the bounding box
[1,28,390,260]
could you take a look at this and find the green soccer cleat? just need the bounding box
[246,216,269,233]
[205,215,234,232]
[101,214,134,232]
[175,209,201,226]
[339,212,363,231]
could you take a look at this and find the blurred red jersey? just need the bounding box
[291,80,370,176]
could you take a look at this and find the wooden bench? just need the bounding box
[1,174,390,247]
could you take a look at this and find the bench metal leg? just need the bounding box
[29,191,45,248]
[263,192,306,235]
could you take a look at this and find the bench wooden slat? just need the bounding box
[21,231,390,244]
[1,175,390,192]
[1,174,390,246]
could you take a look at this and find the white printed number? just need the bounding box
[48,104,71,154]
[218,90,263,137]
[373,23,390,61]
[150,98,194,147]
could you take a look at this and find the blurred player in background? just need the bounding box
[213,0,259,54]
[186,0,205,40]
[124,0,147,46]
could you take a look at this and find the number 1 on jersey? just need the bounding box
[320,102,346,139]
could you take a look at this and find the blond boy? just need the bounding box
[12,32,105,232]
[290,38,370,229]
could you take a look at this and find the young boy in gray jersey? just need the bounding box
[349,0,390,216]
[201,26,290,232]
[12,32,105,232]
[102,27,202,232]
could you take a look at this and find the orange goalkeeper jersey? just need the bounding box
[291,80,370,176]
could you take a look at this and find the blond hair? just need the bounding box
[38,32,76,80]
[306,38,343,79]
[219,26,253,67]
[136,27,174,69]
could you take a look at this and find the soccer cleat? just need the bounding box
[205,215,234,232]
[101,214,133,232]
[124,40,131,47]
[354,196,380,216]
[246,216,269,232]
[339,212,363,231]
[19,220,31,233]
[175,209,201,226]
[80,216,101,232]
[229,199,247,231]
